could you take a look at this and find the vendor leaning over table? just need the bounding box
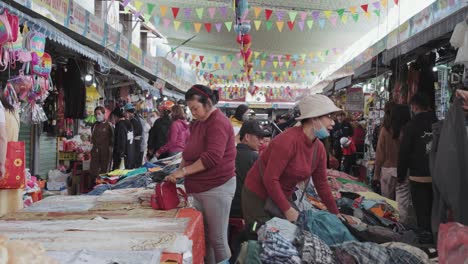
[165,84,236,264]
[242,94,341,225]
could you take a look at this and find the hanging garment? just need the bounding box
[431,99,468,235]
[297,230,335,264]
[63,59,86,119]
[297,209,356,246]
[450,21,468,67]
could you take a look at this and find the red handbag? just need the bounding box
[151,182,188,210]
[0,142,25,189]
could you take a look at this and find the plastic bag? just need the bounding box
[20,103,32,124]
[119,158,126,170]
[31,103,47,124]
[438,222,468,264]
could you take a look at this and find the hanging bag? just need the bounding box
[260,141,319,219]
[151,182,188,210]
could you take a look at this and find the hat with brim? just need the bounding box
[123,103,135,111]
[240,120,270,139]
[295,94,342,121]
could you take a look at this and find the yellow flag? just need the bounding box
[308,52,315,59]
[254,7,262,18]
[261,60,266,67]
[191,54,196,60]
[254,52,260,59]
[254,20,262,31]
[276,21,284,32]
[364,12,371,19]
[227,63,232,70]
[194,22,202,33]
[324,10,332,19]
[273,61,278,68]
[349,6,357,14]
[222,56,227,62]
[174,21,181,31]
[381,0,388,7]
[285,61,290,68]
[134,0,143,11]
[341,14,348,24]
[160,6,168,17]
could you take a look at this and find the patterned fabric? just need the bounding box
[383,242,430,264]
[386,247,428,264]
[299,230,335,264]
[332,248,358,264]
[338,241,390,263]
[258,229,301,264]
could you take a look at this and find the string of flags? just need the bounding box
[198,69,316,83]
[122,0,399,33]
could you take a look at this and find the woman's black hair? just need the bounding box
[185,84,219,107]
[94,106,105,114]
[0,93,14,113]
[234,104,249,121]
[382,101,395,132]
[389,104,411,139]
[111,107,125,119]
[410,92,431,110]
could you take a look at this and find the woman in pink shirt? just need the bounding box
[156,104,190,158]
[242,95,342,225]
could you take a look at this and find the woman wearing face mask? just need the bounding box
[90,106,113,188]
[242,95,341,225]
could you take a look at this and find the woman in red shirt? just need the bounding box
[155,104,190,158]
[165,85,236,264]
[242,94,341,225]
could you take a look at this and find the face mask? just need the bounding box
[149,117,157,125]
[96,114,104,122]
[314,120,330,139]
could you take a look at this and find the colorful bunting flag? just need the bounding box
[254,20,262,30]
[381,0,388,7]
[199,56,205,62]
[208,7,216,19]
[324,10,332,19]
[171,7,180,19]
[122,0,131,8]
[225,21,233,31]
[183,8,191,19]
[276,21,284,32]
[373,1,381,9]
[341,13,348,24]
[287,21,295,31]
[254,7,262,18]
[204,23,212,33]
[196,8,204,19]
[184,21,191,31]
[261,60,266,67]
[307,20,314,29]
[134,0,143,11]
[215,23,222,32]
[394,0,399,5]
[276,10,285,21]
[374,10,381,17]
[312,11,320,21]
[349,6,357,14]
[352,13,359,22]
[174,20,181,31]
[364,12,371,19]
[289,11,298,22]
[147,3,156,15]
[299,11,307,21]
[330,16,338,27]
[298,21,305,31]
[219,6,228,18]
[337,9,345,18]
[194,22,202,33]
[361,4,369,13]
[160,6,168,17]
[265,9,273,20]
[266,21,273,31]
[318,19,326,29]
[163,18,171,28]
[273,61,278,68]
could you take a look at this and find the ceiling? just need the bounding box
[135,0,395,85]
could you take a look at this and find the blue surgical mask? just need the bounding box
[314,121,330,139]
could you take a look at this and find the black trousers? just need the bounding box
[410,181,433,232]
[343,154,356,175]
[334,146,343,170]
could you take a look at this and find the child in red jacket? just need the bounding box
[340,137,356,175]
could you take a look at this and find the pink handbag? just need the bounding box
[151,182,188,210]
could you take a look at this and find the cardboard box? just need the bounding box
[0,189,24,217]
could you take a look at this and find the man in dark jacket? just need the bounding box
[331,112,353,170]
[125,103,143,167]
[147,109,172,160]
[398,93,438,242]
[230,120,269,218]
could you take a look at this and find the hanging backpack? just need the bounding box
[24,31,46,57]
[31,52,52,77]
[5,9,18,42]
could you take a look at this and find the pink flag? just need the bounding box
[163,18,171,28]
[208,7,216,19]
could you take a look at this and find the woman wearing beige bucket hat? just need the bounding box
[242,94,342,224]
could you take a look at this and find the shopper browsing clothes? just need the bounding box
[165,85,236,264]
[340,136,357,175]
[230,120,269,218]
[155,105,190,158]
[331,112,353,170]
[112,107,135,170]
[147,101,173,160]
[242,95,341,226]
[374,104,411,200]
[398,93,438,243]
[124,103,143,167]
[89,106,113,188]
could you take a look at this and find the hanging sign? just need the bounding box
[345,87,365,112]
[66,1,88,36]
[87,11,107,45]
[129,43,143,65]
[31,0,69,25]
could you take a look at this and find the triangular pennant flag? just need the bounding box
[265,9,273,20]
[184,22,191,31]
[262,53,268,59]
[330,16,338,27]
[298,21,305,31]
[153,16,160,26]
[374,10,381,17]
[266,21,273,31]
[191,54,197,60]
[184,53,189,60]
[228,54,234,61]
[147,3,156,15]
[324,10,332,19]
[184,8,192,19]
[236,52,242,59]
[300,54,306,60]
[196,8,204,19]
[254,20,262,30]
[194,22,202,33]
[352,13,359,22]
[122,0,131,8]
[361,4,369,13]
[174,20,181,31]
[219,6,228,18]
[373,1,381,9]
[222,56,227,62]
[215,23,222,32]
[238,60,244,66]
[221,63,225,70]
[227,63,232,69]
[202,62,206,68]
[364,12,371,19]
[204,23,212,33]
[225,21,233,32]
[312,11,320,21]
[318,19,326,29]
[306,20,314,29]
[208,7,216,19]
[134,1,143,11]
[287,21,295,31]
[299,11,307,21]
[160,6,168,17]
[292,61,297,67]
[349,6,357,14]
[261,60,266,67]
[393,0,399,5]
[276,10,285,21]
[325,50,330,56]
[285,61,290,68]
[288,11,298,22]
[254,52,260,59]
[276,21,284,32]
[278,61,284,67]
[196,61,200,67]
[199,56,205,62]
[172,7,180,19]
[273,61,278,68]
[254,7,262,18]
[143,14,151,22]
[163,18,171,28]
[341,14,348,24]
[337,9,345,18]
[278,55,283,61]
[381,0,388,7]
